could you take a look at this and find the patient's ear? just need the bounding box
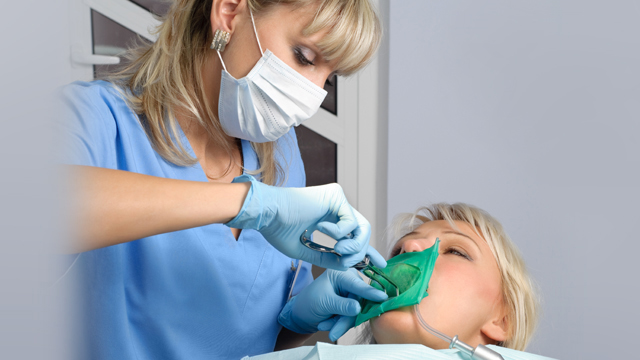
[480,310,508,344]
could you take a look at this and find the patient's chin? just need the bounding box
[370,307,453,350]
[370,308,419,344]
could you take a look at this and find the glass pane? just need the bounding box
[294,125,337,187]
[320,76,337,115]
[92,10,150,78]
[129,0,171,17]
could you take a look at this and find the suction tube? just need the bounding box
[413,304,452,344]
[412,305,505,360]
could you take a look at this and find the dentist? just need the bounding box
[59,0,386,359]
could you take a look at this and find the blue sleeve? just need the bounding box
[57,82,119,168]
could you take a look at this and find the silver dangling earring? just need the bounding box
[210,29,231,52]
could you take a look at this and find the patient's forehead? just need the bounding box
[405,220,482,241]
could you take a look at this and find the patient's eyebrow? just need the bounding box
[442,230,482,252]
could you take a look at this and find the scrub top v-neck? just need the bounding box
[58,81,314,360]
[174,121,253,242]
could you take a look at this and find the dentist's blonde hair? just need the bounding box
[107,0,381,185]
[383,203,539,351]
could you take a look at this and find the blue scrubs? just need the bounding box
[58,81,314,359]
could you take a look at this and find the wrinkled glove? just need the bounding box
[226,175,386,270]
[278,269,388,342]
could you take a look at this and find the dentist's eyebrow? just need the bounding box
[442,230,482,252]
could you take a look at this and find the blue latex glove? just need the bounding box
[278,269,388,341]
[226,175,386,270]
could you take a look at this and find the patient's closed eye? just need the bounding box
[444,247,472,261]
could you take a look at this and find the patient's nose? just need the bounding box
[402,239,429,253]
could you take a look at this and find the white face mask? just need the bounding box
[216,10,328,143]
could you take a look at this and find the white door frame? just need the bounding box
[356,0,390,255]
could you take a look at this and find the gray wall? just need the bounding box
[387,1,640,359]
[1,1,71,359]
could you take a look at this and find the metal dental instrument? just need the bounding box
[299,230,400,296]
[413,305,505,360]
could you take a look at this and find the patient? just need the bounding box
[361,203,539,352]
[244,203,545,359]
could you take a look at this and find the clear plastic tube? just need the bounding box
[413,304,451,343]
[413,305,505,360]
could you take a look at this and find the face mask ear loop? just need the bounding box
[217,51,228,72]
[249,8,265,56]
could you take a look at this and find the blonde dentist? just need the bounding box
[59,0,386,358]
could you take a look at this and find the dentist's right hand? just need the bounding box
[278,269,388,341]
[225,175,386,270]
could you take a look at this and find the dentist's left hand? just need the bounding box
[278,269,388,342]
[225,175,386,270]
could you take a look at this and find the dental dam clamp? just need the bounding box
[299,230,400,296]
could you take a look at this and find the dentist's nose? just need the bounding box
[309,68,334,89]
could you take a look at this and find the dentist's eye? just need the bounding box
[294,46,315,66]
[444,247,472,261]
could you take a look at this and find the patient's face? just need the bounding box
[370,220,506,348]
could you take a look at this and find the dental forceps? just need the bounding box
[300,230,400,296]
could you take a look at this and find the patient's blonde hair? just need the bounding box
[108,0,381,185]
[383,203,539,351]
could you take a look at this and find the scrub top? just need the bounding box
[58,81,314,360]
[241,342,558,360]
